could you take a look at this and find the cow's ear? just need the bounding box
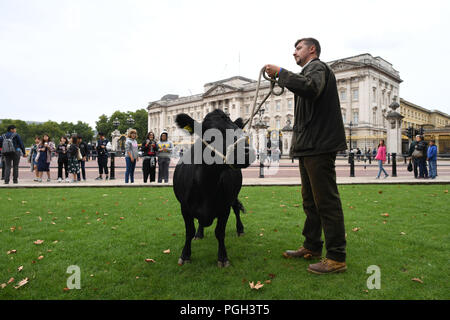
[234,118,244,129]
[175,113,196,135]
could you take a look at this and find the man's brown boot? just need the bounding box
[282,246,322,260]
[307,258,347,274]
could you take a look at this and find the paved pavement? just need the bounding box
[1,157,449,188]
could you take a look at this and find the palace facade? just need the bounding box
[147,53,450,155]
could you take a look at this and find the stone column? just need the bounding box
[385,102,404,154]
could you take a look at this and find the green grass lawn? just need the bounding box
[0,185,449,300]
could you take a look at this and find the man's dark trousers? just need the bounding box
[299,152,346,262]
[98,155,108,175]
[3,151,20,183]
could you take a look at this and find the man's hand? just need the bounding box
[265,64,281,78]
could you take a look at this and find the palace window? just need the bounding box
[353,111,359,124]
[340,90,347,102]
[276,101,281,112]
[288,99,293,110]
[352,89,359,101]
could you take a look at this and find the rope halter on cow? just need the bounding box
[201,66,284,167]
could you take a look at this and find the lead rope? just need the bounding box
[201,66,284,165]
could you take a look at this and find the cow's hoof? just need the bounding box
[237,232,245,237]
[178,258,191,265]
[217,260,230,268]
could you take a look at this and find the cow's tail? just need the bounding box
[232,199,246,214]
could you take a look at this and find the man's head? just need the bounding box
[430,139,435,145]
[7,125,16,133]
[415,135,423,142]
[293,37,321,67]
[98,132,105,139]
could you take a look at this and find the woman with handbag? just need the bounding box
[141,132,158,183]
[37,134,55,182]
[375,140,389,179]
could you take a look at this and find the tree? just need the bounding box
[95,109,148,142]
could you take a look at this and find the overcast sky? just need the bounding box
[1,0,449,128]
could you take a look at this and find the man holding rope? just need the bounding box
[265,38,348,274]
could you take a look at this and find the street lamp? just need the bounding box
[252,107,269,178]
[348,121,355,177]
[348,121,353,151]
[126,115,135,128]
[113,117,120,129]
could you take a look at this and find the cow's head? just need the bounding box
[175,109,256,168]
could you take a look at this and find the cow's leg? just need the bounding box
[216,213,230,267]
[178,211,196,266]
[232,200,245,237]
[194,223,204,240]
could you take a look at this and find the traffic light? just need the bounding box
[419,127,424,135]
[406,127,412,138]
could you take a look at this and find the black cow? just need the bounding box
[173,109,255,267]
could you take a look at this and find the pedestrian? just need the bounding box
[266,37,348,274]
[95,132,109,180]
[77,135,88,181]
[356,148,361,162]
[67,136,80,182]
[375,139,389,179]
[407,135,420,178]
[156,130,173,183]
[141,131,158,183]
[427,139,437,179]
[36,134,55,182]
[411,135,428,178]
[125,129,139,183]
[27,136,41,181]
[56,136,70,182]
[0,125,27,184]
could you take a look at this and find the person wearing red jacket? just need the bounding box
[375,140,389,179]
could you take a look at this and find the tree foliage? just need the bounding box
[0,119,94,147]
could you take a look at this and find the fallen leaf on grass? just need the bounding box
[268,273,276,279]
[7,278,14,284]
[38,216,42,222]
[34,240,44,245]
[381,213,389,217]
[352,227,360,232]
[7,249,17,255]
[1,283,6,289]
[63,287,70,292]
[14,278,29,289]
[411,278,423,284]
[145,259,156,263]
[163,249,171,254]
[444,190,448,194]
[38,255,44,260]
[279,204,286,207]
[17,266,23,272]
[119,217,125,220]
[249,281,264,290]
[400,232,406,235]
[265,280,272,284]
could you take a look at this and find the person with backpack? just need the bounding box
[412,135,428,179]
[0,125,26,184]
